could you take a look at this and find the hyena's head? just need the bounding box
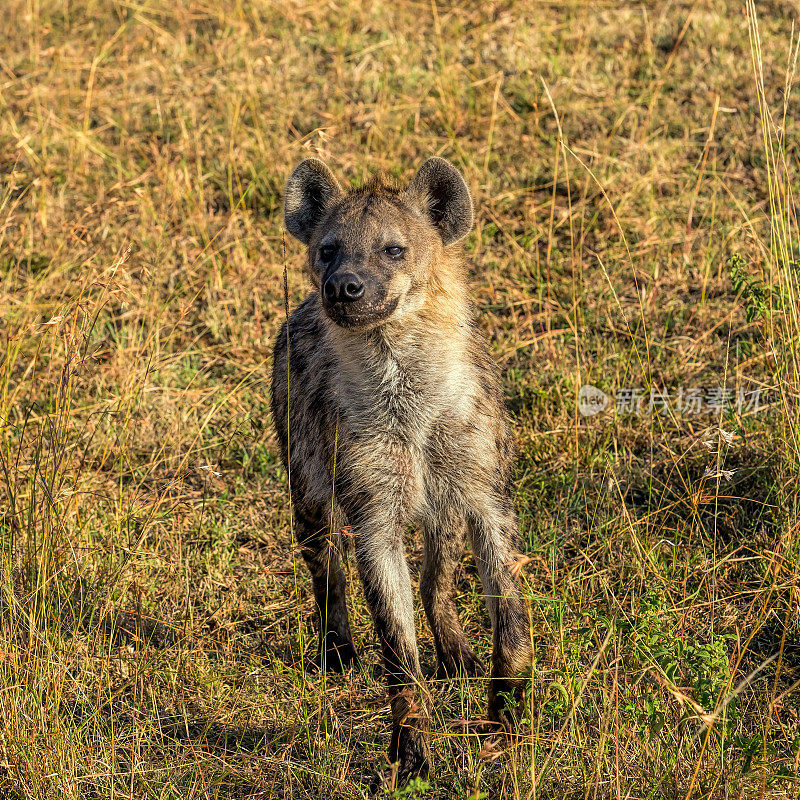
[283,157,473,330]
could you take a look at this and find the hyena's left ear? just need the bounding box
[404,157,474,245]
[284,159,343,245]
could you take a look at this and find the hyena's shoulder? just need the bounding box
[273,295,337,384]
[274,293,323,357]
[466,322,517,470]
[271,293,341,505]
[464,320,504,403]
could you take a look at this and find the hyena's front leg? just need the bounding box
[467,507,532,730]
[353,519,430,779]
[295,507,358,671]
[421,511,485,679]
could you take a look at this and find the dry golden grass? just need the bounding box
[1,1,799,797]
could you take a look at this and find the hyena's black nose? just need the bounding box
[323,272,365,303]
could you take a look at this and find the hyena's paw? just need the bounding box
[435,645,486,680]
[314,635,360,673]
[388,689,430,783]
[487,677,527,733]
[390,724,430,783]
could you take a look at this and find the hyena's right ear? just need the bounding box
[283,159,343,245]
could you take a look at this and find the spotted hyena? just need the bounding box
[271,157,532,780]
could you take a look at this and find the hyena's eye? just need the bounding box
[319,245,338,263]
[384,245,405,259]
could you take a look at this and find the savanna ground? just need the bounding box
[1,0,800,797]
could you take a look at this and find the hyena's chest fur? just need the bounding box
[331,332,480,523]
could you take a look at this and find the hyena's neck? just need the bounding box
[328,282,475,425]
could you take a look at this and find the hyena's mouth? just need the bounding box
[322,295,400,329]
[322,297,400,330]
